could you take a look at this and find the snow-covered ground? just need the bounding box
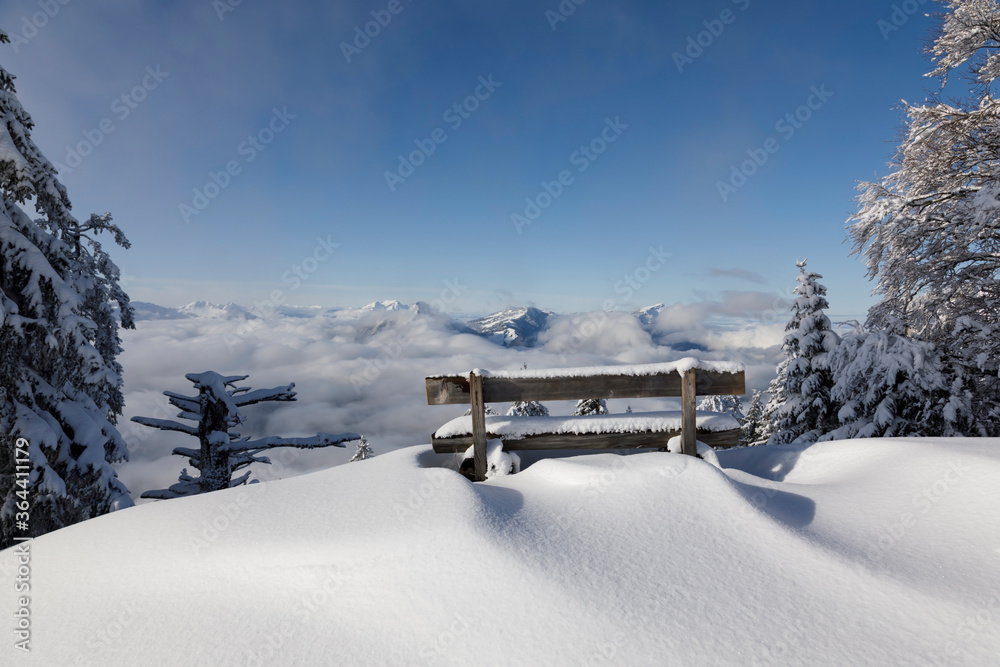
[3,437,998,665]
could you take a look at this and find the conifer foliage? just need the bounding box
[573,398,608,416]
[1,31,135,548]
[768,261,840,445]
[740,390,768,446]
[350,436,374,462]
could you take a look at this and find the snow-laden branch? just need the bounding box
[130,416,198,436]
[232,384,297,407]
[222,432,361,453]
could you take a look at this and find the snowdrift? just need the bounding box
[2,438,999,665]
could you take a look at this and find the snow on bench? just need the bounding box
[425,358,746,481]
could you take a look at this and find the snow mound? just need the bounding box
[2,439,998,665]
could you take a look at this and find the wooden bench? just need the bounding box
[425,360,746,481]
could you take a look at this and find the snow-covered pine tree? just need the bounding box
[350,436,374,462]
[506,401,549,417]
[760,359,787,444]
[464,405,500,416]
[697,394,745,422]
[849,0,1000,431]
[573,398,608,416]
[740,390,767,446]
[768,261,840,444]
[820,322,980,440]
[0,30,135,548]
[133,372,361,499]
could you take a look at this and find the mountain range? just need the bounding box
[127,300,673,350]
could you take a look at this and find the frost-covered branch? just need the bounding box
[132,371,360,498]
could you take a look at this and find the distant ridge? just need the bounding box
[466,307,551,348]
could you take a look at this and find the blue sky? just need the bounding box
[1,0,938,318]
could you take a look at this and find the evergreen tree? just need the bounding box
[760,359,787,444]
[820,323,981,440]
[849,0,1000,431]
[740,390,767,446]
[697,395,744,422]
[464,405,500,416]
[768,261,840,444]
[0,31,135,548]
[350,436,374,462]
[506,401,549,417]
[573,398,608,416]
[134,372,360,499]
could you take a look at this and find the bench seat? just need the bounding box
[432,410,741,453]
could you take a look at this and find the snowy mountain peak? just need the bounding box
[634,303,666,330]
[466,307,551,348]
[361,299,407,312]
[178,301,257,320]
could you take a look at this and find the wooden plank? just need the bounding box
[425,370,745,405]
[432,428,740,453]
[680,370,697,457]
[425,375,471,405]
[469,372,487,482]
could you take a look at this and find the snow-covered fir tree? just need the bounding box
[464,405,500,416]
[573,398,608,416]
[740,390,768,446]
[350,436,374,462]
[820,323,980,440]
[0,31,135,548]
[760,359,787,444]
[768,261,840,444]
[697,394,744,422]
[849,0,1000,431]
[133,372,360,499]
[507,401,549,417]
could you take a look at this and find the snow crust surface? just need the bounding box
[2,438,998,666]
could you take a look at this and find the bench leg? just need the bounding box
[470,371,488,482]
[681,369,698,457]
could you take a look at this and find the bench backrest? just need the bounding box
[425,369,745,405]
